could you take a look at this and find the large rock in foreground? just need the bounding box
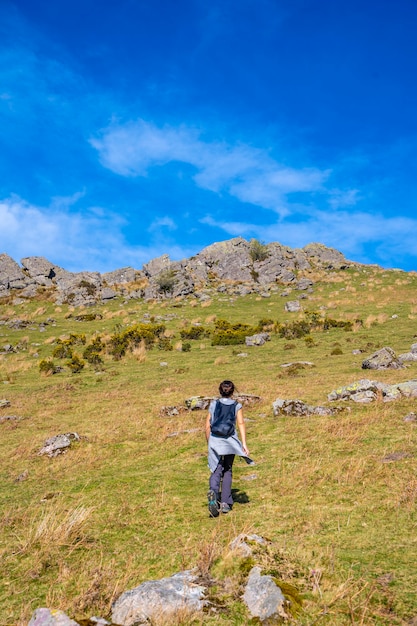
[111,570,206,626]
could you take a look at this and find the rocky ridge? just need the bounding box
[0,238,354,306]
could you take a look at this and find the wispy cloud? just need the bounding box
[91,120,333,217]
[0,195,189,272]
[148,216,178,232]
[201,209,417,268]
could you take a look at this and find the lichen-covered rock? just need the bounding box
[328,379,387,401]
[111,570,205,626]
[243,566,288,622]
[28,608,79,626]
[245,332,270,346]
[38,433,80,457]
[394,380,417,398]
[328,379,417,403]
[362,347,404,370]
[273,398,342,417]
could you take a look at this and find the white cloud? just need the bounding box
[0,195,185,273]
[201,208,417,267]
[91,120,332,217]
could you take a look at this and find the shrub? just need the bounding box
[249,238,269,262]
[74,313,102,322]
[277,320,311,339]
[53,342,73,359]
[182,342,191,352]
[211,319,258,346]
[180,326,208,340]
[83,338,105,366]
[39,359,58,375]
[157,337,173,351]
[66,354,85,373]
[155,269,177,294]
[77,280,97,295]
[108,323,165,360]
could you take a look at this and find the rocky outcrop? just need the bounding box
[21,256,56,286]
[0,238,355,306]
[328,379,417,402]
[272,398,345,417]
[0,253,29,295]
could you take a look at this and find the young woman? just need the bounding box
[205,380,254,517]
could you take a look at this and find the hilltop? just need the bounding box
[0,237,355,306]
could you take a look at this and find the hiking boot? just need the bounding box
[220,502,232,514]
[207,489,219,517]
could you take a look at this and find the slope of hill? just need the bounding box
[0,241,416,625]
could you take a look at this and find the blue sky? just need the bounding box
[1,0,417,273]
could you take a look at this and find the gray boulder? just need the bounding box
[38,433,80,457]
[100,287,117,301]
[28,608,79,626]
[285,300,301,312]
[272,398,342,417]
[362,347,404,370]
[243,566,288,622]
[21,256,56,286]
[245,332,270,346]
[296,277,314,290]
[111,570,205,626]
[0,253,28,293]
[328,379,387,401]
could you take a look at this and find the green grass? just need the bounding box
[0,265,417,624]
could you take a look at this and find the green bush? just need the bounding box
[108,323,166,360]
[157,337,173,351]
[66,354,85,373]
[74,313,102,322]
[211,319,258,346]
[180,326,208,340]
[38,359,59,375]
[53,342,73,359]
[182,342,191,352]
[155,269,177,294]
[249,238,269,262]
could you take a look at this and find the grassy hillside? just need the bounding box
[1,265,417,625]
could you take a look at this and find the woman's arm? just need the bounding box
[236,408,249,455]
[205,411,211,442]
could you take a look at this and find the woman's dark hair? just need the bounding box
[219,380,235,397]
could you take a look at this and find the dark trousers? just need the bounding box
[209,454,235,506]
